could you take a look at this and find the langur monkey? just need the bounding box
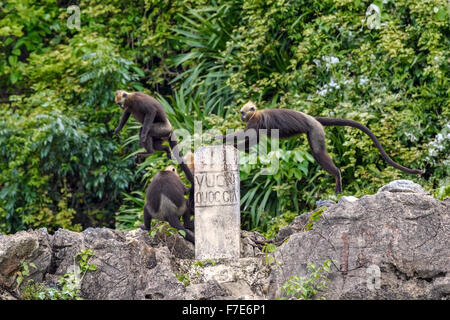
[141,165,194,243]
[114,90,172,160]
[214,101,423,194]
[114,90,194,185]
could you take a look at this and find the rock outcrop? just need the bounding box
[268,181,449,299]
[0,180,448,300]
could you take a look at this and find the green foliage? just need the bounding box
[148,221,187,239]
[194,259,217,267]
[169,3,238,115]
[19,249,98,300]
[76,249,98,274]
[305,207,326,231]
[115,190,146,230]
[261,211,298,239]
[240,146,318,231]
[16,261,37,287]
[279,259,335,300]
[262,242,279,266]
[0,20,139,233]
[1,0,448,235]
[176,273,190,287]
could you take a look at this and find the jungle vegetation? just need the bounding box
[0,0,448,236]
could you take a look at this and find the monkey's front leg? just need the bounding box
[114,111,131,139]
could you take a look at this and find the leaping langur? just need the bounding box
[214,101,423,194]
[114,90,173,160]
[141,165,194,243]
[114,90,194,185]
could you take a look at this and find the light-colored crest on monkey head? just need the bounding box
[240,101,257,122]
[115,90,129,109]
[165,165,179,177]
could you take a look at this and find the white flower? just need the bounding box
[359,76,369,85]
[328,78,340,89]
[405,132,418,142]
[316,78,340,96]
[318,56,340,70]
[322,56,339,68]
[317,88,329,96]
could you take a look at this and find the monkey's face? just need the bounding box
[240,101,257,122]
[165,165,179,177]
[115,90,129,109]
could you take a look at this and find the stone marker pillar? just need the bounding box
[194,145,240,259]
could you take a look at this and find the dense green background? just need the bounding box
[0,0,448,236]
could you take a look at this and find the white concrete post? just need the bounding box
[194,145,240,259]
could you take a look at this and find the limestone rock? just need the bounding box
[377,179,430,195]
[1,180,448,300]
[268,188,449,299]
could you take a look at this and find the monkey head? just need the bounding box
[115,90,129,109]
[165,165,179,177]
[240,101,257,122]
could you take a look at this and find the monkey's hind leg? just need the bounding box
[153,137,172,159]
[135,138,170,164]
[182,206,194,232]
[166,213,195,244]
[307,130,342,194]
[139,206,152,231]
[135,135,156,163]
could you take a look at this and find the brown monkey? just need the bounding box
[141,165,194,243]
[114,90,195,187]
[114,90,172,160]
[214,101,423,194]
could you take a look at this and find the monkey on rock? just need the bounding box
[214,101,423,194]
[141,165,194,244]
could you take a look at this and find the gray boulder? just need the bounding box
[269,185,449,299]
[377,179,430,195]
[0,180,448,300]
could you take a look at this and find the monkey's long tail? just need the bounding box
[315,117,424,175]
[168,134,194,185]
[168,135,195,214]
